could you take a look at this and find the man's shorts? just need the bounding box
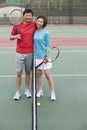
[36,59,52,70]
[16,53,33,72]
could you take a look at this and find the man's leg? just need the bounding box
[24,72,32,98]
[16,71,22,92]
[13,71,22,100]
[24,54,33,98]
[25,72,30,90]
[14,53,24,100]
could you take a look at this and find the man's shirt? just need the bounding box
[11,21,36,54]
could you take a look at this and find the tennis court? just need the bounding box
[0,24,87,130]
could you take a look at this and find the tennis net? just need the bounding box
[32,53,37,130]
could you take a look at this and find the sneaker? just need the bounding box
[51,92,56,101]
[13,91,21,100]
[24,89,32,98]
[36,90,44,98]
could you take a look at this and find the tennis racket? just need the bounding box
[9,9,22,34]
[36,47,59,69]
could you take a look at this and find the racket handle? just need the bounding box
[36,62,43,69]
[17,26,20,34]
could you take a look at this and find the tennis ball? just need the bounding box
[37,102,41,107]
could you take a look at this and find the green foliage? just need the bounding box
[6,0,29,4]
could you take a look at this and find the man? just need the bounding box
[10,9,36,100]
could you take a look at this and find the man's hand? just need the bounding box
[10,34,21,40]
[16,34,21,39]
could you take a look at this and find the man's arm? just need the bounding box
[10,34,21,40]
[10,25,21,40]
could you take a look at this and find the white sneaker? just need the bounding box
[36,90,44,98]
[51,92,56,101]
[13,91,21,100]
[24,89,32,98]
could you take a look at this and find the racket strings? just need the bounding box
[10,9,22,24]
[47,48,59,62]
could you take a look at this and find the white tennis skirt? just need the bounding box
[36,59,52,70]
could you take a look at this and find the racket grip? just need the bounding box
[36,62,42,69]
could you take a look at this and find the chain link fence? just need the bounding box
[0,0,87,24]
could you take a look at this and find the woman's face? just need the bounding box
[36,18,44,29]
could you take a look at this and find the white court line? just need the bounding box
[0,47,15,48]
[0,50,87,54]
[0,52,15,53]
[0,74,87,78]
[61,50,87,53]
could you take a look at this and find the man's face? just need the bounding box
[23,13,33,23]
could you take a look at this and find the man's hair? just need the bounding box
[23,9,33,16]
[37,16,47,28]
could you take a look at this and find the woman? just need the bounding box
[34,16,56,101]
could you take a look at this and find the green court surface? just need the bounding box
[0,25,87,37]
[0,25,87,130]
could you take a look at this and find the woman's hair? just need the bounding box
[23,9,33,16]
[37,16,48,28]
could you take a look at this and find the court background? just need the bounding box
[0,1,87,130]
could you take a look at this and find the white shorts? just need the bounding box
[36,59,52,70]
